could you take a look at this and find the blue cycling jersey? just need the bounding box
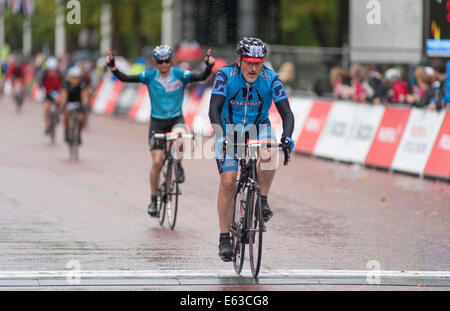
[211,63,288,128]
[139,68,192,119]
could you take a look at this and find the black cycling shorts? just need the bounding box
[149,116,186,150]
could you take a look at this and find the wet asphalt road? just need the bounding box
[0,96,449,291]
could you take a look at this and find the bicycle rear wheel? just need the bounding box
[69,117,79,160]
[247,185,263,278]
[231,188,246,274]
[49,113,57,144]
[166,160,179,230]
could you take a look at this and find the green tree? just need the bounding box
[4,0,162,58]
[280,0,348,47]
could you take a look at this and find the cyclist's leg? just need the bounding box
[171,116,188,182]
[77,111,85,130]
[256,121,279,196]
[44,99,51,130]
[217,165,238,261]
[257,122,279,221]
[63,109,70,141]
[148,118,168,196]
[215,137,239,234]
[150,149,164,195]
[170,116,188,160]
[257,137,278,196]
[218,170,238,233]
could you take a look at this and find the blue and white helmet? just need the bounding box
[236,37,267,58]
[152,45,174,61]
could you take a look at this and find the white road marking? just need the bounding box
[0,269,448,282]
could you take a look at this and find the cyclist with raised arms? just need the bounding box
[209,37,295,261]
[106,45,215,217]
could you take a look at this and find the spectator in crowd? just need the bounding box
[366,70,389,105]
[430,60,448,111]
[329,66,352,100]
[349,63,367,102]
[279,61,296,92]
[385,67,410,104]
[407,66,436,108]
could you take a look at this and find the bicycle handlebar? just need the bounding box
[222,141,291,166]
[153,132,194,141]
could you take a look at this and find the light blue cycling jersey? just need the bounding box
[139,68,193,119]
[211,63,288,129]
[211,63,288,173]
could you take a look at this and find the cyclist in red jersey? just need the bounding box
[39,57,63,134]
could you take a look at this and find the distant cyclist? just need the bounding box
[208,37,295,261]
[40,57,63,134]
[7,55,27,107]
[106,45,215,217]
[60,66,89,144]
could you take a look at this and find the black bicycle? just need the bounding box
[227,139,290,278]
[66,101,82,160]
[153,131,193,230]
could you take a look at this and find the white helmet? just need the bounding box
[67,66,82,78]
[385,68,401,81]
[46,57,58,70]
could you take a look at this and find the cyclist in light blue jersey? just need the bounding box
[106,46,215,217]
[209,37,295,261]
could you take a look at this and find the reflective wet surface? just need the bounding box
[0,97,449,290]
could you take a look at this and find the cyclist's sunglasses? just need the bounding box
[157,59,171,64]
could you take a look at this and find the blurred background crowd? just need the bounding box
[0,0,449,111]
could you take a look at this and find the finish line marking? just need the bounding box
[0,269,448,287]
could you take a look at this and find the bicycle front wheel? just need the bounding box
[247,185,263,278]
[231,188,246,275]
[72,120,79,160]
[166,160,179,230]
[157,187,166,226]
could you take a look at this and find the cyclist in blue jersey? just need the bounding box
[106,45,215,217]
[209,37,295,261]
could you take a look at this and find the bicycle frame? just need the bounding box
[152,132,193,229]
[229,140,289,277]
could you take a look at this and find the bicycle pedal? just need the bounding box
[219,254,233,262]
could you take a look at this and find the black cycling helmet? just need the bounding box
[152,45,174,61]
[236,37,267,59]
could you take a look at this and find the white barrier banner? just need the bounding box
[280,97,312,143]
[314,101,354,160]
[192,88,213,135]
[92,78,115,115]
[313,101,384,163]
[391,108,446,175]
[134,86,151,123]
